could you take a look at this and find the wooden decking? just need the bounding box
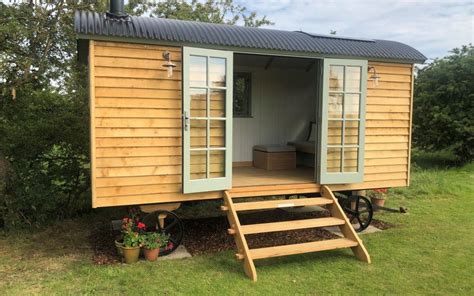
[232,166,314,187]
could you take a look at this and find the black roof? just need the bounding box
[75,11,426,63]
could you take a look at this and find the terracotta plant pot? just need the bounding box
[143,248,160,261]
[122,246,141,264]
[371,196,385,208]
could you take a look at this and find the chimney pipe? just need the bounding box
[107,0,128,18]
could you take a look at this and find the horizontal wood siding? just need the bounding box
[91,41,188,207]
[361,61,413,187]
[90,43,413,207]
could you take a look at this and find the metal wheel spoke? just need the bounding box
[356,216,363,227]
[350,215,358,223]
[345,208,358,215]
[164,219,178,232]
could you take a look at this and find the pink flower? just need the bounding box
[137,222,146,229]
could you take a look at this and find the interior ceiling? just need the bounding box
[234,53,317,70]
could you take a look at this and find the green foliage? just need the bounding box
[120,217,145,247]
[413,45,474,163]
[122,231,144,248]
[0,1,96,228]
[142,232,169,250]
[139,0,273,27]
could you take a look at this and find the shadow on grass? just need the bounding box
[411,149,461,170]
[213,248,358,281]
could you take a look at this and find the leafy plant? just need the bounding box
[413,45,474,163]
[367,188,388,200]
[121,217,146,248]
[142,232,170,250]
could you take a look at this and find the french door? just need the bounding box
[182,47,233,193]
[319,59,367,184]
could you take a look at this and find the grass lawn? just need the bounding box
[1,154,473,295]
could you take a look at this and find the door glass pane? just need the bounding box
[190,119,207,148]
[328,120,342,145]
[344,121,359,145]
[210,120,225,148]
[190,55,207,87]
[344,147,358,172]
[210,150,225,178]
[329,65,344,91]
[327,147,342,172]
[344,94,360,119]
[190,88,207,117]
[210,89,226,117]
[328,93,343,118]
[209,57,226,87]
[346,66,361,92]
[190,150,207,180]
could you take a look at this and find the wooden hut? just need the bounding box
[75,1,426,281]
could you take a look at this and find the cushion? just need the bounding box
[287,141,316,154]
[253,145,296,153]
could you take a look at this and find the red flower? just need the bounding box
[137,222,146,229]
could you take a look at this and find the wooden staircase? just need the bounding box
[221,185,371,281]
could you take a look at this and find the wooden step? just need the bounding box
[241,217,344,235]
[233,197,332,212]
[249,238,358,260]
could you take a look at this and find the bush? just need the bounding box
[0,86,91,228]
[413,45,474,163]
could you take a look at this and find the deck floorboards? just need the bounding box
[232,166,314,188]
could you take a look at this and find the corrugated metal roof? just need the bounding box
[75,10,426,63]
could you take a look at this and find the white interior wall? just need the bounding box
[233,58,319,162]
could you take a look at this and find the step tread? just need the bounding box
[241,217,345,235]
[249,238,358,260]
[234,197,332,212]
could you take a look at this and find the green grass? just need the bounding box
[1,156,473,295]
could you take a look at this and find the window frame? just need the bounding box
[318,58,367,184]
[233,72,252,118]
[182,47,234,194]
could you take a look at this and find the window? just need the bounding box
[233,72,251,117]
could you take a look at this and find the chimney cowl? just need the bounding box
[107,0,128,19]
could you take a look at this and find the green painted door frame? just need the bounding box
[182,47,234,193]
[317,58,367,184]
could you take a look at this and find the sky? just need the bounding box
[237,0,473,62]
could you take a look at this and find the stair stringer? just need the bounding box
[223,191,257,281]
[321,185,371,263]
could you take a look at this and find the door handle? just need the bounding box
[183,111,190,131]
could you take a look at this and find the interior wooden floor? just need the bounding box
[232,166,315,188]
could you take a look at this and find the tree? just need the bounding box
[413,45,474,163]
[0,1,95,227]
[143,0,273,27]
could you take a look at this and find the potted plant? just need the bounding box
[368,188,388,208]
[116,217,146,264]
[142,232,170,262]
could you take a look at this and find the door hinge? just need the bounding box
[183,111,190,131]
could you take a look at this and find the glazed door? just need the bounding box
[182,47,233,193]
[318,59,367,184]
